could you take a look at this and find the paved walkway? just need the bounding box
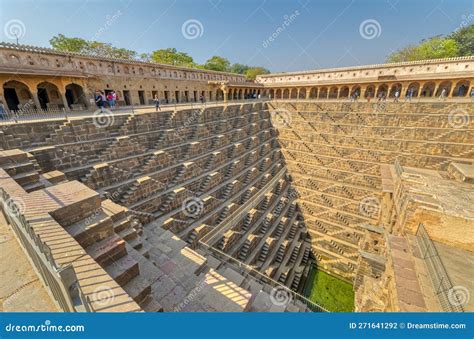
[0,212,58,312]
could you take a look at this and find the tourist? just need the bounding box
[470,88,474,101]
[439,88,447,101]
[107,92,114,110]
[394,90,400,102]
[377,91,385,102]
[154,94,161,111]
[112,91,117,110]
[95,90,105,112]
[405,88,413,101]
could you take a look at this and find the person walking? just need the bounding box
[95,90,105,112]
[154,94,161,111]
[439,88,447,101]
[394,90,400,102]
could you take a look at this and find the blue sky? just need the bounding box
[1,0,473,72]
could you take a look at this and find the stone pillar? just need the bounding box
[31,92,42,110]
[60,91,70,111]
[306,87,311,100]
[296,88,300,100]
[433,82,441,98]
[448,85,455,98]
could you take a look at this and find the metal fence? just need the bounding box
[0,98,270,125]
[416,223,464,312]
[0,188,91,312]
[197,241,328,312]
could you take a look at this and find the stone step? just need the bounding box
[87,234,127,266]
[1,161,34,175]
[106,255,140,286]
[123,275,152,305]
[12,170,40,186]
[23,180,46,193]
[66,213,114,248]
[118,226,138,241]
[140,296,163,312]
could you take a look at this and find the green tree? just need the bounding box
[49,34,89,53]
[139,53,152,62]
[230,63,250,74]
[203,56,231,72]
[244,66,270,80]
[449,24,474,56]
[387,37,459,62]
[150,48,195,67]
[49,34,137,59]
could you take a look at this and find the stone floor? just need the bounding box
[0,212,58,312]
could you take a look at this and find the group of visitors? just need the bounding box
[95,90,118,112]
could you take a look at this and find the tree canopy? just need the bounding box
[49,34,270,79]
[150,48,195,67]
[386,24,473,62]
[49,34,137,59]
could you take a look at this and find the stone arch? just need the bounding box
[421,82,436,97]
[276,89,282,99]
[436,81,452,97]
[309,87,317,99]
[328,86,338,99]
[299,88,306,99]
[364,85,375,98]
[269,89,275,99]
[406,82,420,97]
[37,81,61,109]
[376,84,388,98]
[339,86,349,98]
[290,88,298,99]
[65,83,87,109]
[388,83,402,97]
[318,87,328,99]
[452,80,470,97]
[351,85,361,98]
[283,89,290,99]
[238,89,243,99]
[2,80,33,111]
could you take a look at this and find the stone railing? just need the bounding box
[0,188,91,312]
[416,223,464,312]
